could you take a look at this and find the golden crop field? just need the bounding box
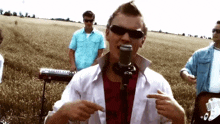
[0,15,211,124]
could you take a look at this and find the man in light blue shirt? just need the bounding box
[69,11,105,71]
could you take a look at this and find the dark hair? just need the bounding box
[83,11,95,19]
[217,21,220,24]
[107,1,147,35]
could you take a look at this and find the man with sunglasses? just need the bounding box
[68,10,105,72]
[45,2,186,124]
[180,21,220,95]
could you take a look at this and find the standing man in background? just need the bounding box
[0,29,4,83]
[180,21,220,95]
[69,11,105,72]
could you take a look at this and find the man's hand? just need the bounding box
[185,74,197,84]
[69,49,77,72]
[181,71,197,84]
[91,59,98,66]
[147,90,186,124]
[70,65,77,72]
[60,100,104,121]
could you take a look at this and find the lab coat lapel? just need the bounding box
[130,72,149,124]
[93,73,106,124]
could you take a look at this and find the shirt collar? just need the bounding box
[214,47,220,51]
[97,52,151,73]
[82,28,96,34]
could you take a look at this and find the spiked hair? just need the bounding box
[106,1,147,35]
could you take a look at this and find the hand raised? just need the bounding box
[60,100,104,121]
[147,90,185,124]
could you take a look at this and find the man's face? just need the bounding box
[106,13,146,63]
[83,16,94,29]
[212,24,220,43]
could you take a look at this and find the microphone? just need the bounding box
[119,44,133,67]
[112,44,136,77]
[116,45,136,124]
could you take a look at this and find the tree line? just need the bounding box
[0,8,98,25]
[0,9,35,18]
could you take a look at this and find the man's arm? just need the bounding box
[180,52,198,84]
[69,49,77,71]
[91,49,104,66]
[45,100,104,124]
[45,108,69,124]
[69,32,77,71]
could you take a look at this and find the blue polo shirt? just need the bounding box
[69,28,105,71]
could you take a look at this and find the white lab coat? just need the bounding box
[45,53,172,124]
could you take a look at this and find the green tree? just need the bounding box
[25,12,28,17]
[3,11,11,16]
[0,9,3,15]
[13,12,17,16]
[19,12,24,17]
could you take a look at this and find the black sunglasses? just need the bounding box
[212,29,220,33]
[110,25,144,39]
[84,19,94,23]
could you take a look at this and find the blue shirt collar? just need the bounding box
[82,28,96,34]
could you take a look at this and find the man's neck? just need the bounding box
[84,27,93,33]
[214,42,220,49]
[104,55,122,83]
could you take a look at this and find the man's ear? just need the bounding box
[140,27,147,48]
[105,28,110,41]
[140,36,146,48]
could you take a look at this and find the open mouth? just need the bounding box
[117,46,120,49]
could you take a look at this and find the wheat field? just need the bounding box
[0,15,211,124]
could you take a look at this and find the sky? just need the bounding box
[0,0,220,38]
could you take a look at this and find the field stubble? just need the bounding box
[0,15,211,123]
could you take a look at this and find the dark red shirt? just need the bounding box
[103,72,138,124]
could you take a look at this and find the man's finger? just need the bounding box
[147,94,169,100]
[189,77,196,80]
[78,111,91,119]
[156,99,170,105]
[188,74,196,79]
[188,77,197,84]
[157,109,169,118]
[193,79,197,83]
[83,100,105,112]
[157,89,165,94]
[155,104,167,111]
[82,106,96,114]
